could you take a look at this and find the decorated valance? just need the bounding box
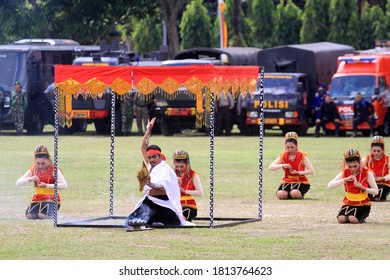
[54,65,259,127]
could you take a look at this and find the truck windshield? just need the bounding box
[0,52,26,92]
[262,76,296,95]
[330,75,375,99]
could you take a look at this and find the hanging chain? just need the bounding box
[53,87,59,227]
[109,90,115,217]
[209,92,215,228]
[258,67,265,220]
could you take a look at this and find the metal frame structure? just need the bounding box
[52,67,265,229]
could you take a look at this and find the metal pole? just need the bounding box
[209,91,215,228]
[258,67,265,220]
[53,87,59,227]
[109,90,115,217]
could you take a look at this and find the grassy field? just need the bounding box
[0,126,389,260]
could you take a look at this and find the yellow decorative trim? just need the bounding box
[110,78,132,95]
[57,78,82,96]
[135,77,158,94]
[160,77,181,94]
[83,78,107,95]
[184,77,203,96]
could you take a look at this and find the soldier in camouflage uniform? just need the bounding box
[11,81,27,135]
[120,93,134,136]
[134,93,153,136]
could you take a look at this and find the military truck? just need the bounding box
[245,42,355,136]
[153,47,262,136]
[44,39,139,135]
[0,39,99,134]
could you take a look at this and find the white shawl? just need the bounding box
[133,160,190,225]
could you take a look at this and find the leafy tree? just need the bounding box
[385,0,390,40]
[179,0,212,49]
[251,0,274,48]
[132,16,163,57]
[0,0,158,45]
[159,0,190,57]
[359,3,386,50]
[272,0,302,46]
[328,0,359,49]
[224,0,248,46]
[300,0,329,43]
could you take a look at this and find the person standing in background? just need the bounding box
[11,81,27,136]
[120,93,134,136]
[215,92,234,136]
[134,93,154,136]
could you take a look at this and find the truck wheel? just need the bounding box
[26,117,44,135]
[161,119,174,136]
[94,118,110,134]
[59,125,75,135]
[72,119,87,133]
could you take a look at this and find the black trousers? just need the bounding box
[215,106,232,135]
[127,196,180,226]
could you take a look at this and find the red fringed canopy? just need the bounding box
[54,65,259,127]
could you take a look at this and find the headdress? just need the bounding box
[34,145,50,157]
[33,145,52,166]
[343,148,360,160]
[172,150,190,165]
[285,131,298,142]
[371,135,384,145]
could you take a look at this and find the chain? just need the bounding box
[109,90,115,217]
[258,67,265,220]
[53,86,59,227]
[209,92,215,228]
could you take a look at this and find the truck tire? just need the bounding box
[59,125,75,135]
[94,118,110,134]
[161,118,174,136]
[26,116,44,135]
[73,119,88,133]
[94,109,122,135]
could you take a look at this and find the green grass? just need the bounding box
[0,126,389,260]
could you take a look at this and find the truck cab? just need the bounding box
[0,38,98,134]
[328,53,390,135]
[255,42,355,136]
[60,47,135,135]
[246,73,309,135]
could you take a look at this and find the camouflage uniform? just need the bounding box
[120,94,134,136]
[134,93,153,135]
[11,86,27,135]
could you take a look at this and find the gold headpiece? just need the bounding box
[371,135,384,144]
[343,148,360,159]
[34,145,50,156]
[285,131,298,141]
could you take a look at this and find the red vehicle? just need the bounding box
[328,53,390,135]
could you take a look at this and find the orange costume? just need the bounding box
[281,151,309,184]
[342,168,371,206]
[29,164,61,205]
[363,153,390,201]
[277,151,311,197]
[179,169,198,210]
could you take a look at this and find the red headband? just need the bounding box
[147,149,166,161]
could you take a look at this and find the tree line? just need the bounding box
[0,0,389,58]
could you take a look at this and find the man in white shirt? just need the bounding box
[126,118,192,228]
